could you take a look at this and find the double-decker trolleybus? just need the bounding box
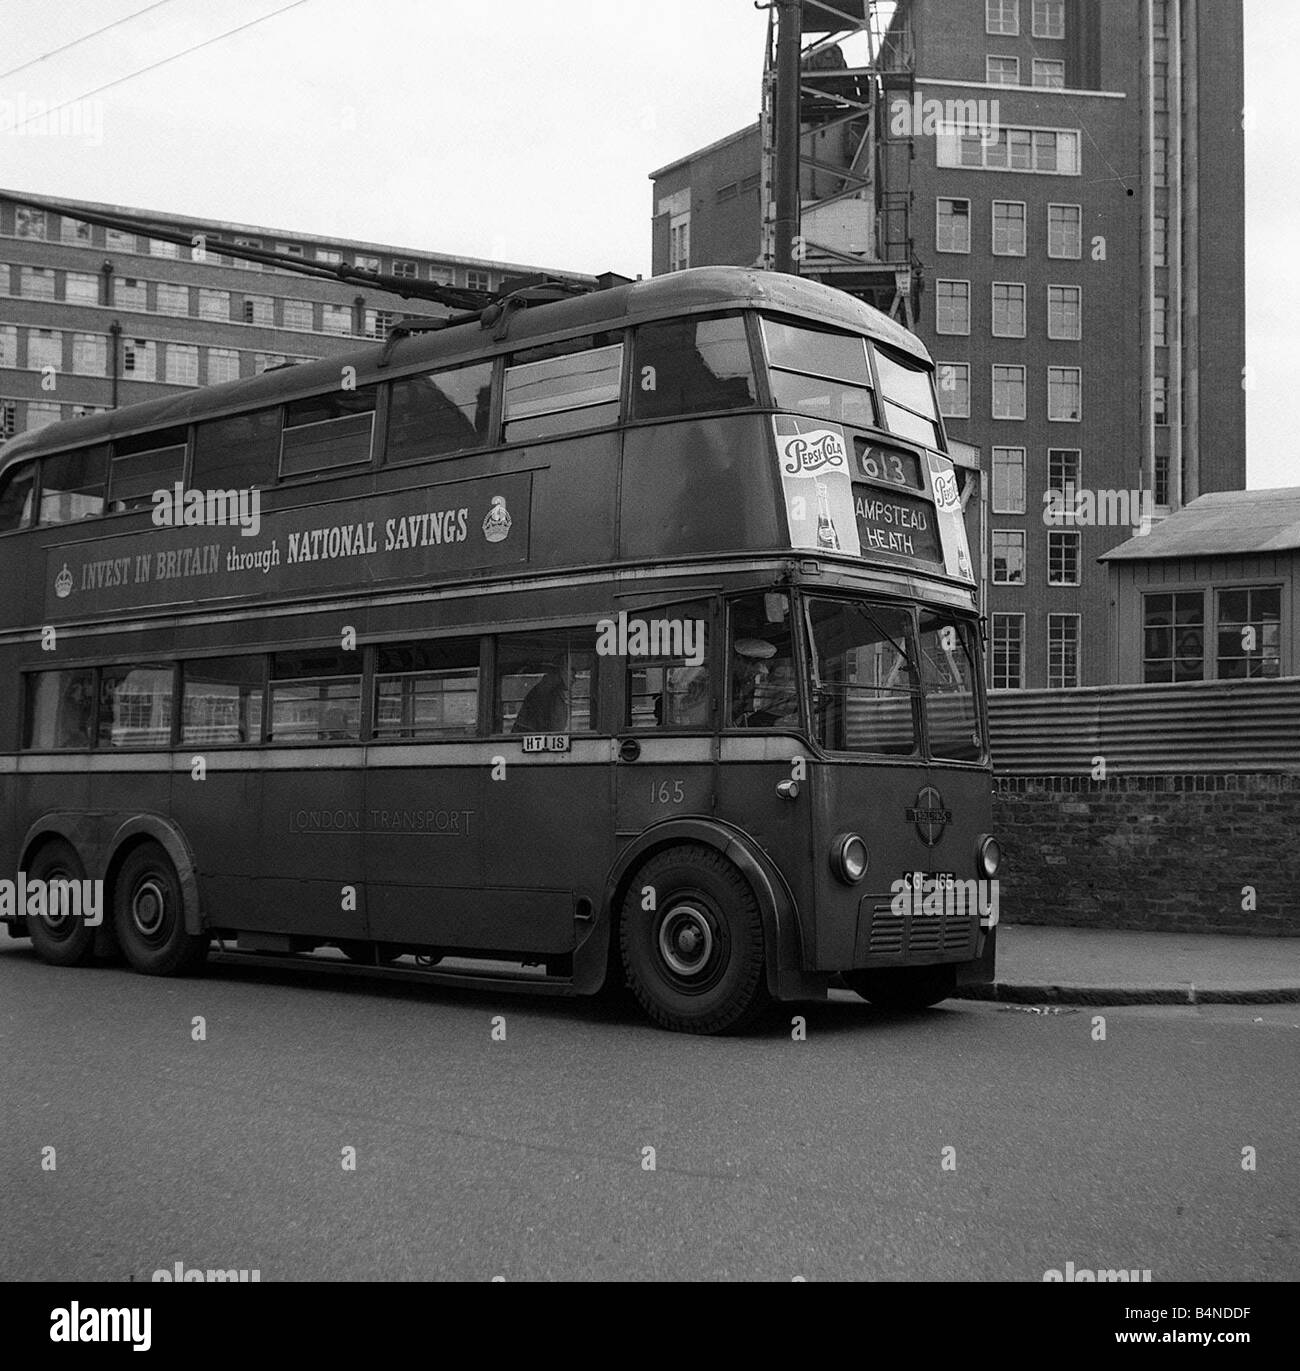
[0,266,1001,1033]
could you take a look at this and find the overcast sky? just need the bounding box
[0,0,1292,487]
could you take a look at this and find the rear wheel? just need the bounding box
[113,842,209,976]
[24,839,97,968]
[619,844,769,1034]
[844,964,956,1010]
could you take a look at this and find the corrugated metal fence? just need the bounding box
[988,677,1300,775]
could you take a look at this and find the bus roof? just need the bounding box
[0,267,931,472]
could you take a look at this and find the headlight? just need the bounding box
[977,833,1002,879]
[830,833,869,884]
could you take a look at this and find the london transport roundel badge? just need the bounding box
[482,495,512,543]
[905,785,952,847]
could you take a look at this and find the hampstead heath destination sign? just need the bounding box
[45,472,531,619]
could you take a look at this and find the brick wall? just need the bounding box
[994,774,1300,936]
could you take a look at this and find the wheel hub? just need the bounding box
[658,903,715,977]
[132,880,167,937]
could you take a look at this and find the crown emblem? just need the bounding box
[54,563,73,599]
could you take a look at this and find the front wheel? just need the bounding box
[113,842,209,976]
[619,844,769,1034]
[25,839,98,968]
[844,964,956,1010]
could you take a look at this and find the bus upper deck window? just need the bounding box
[386,362,493,464]
[192,409,281,490]
[108,429,187,513]
[280,387,378,478]
[873,346,943,449]
[39,445,107,524]
[503,334,622,443]
[762,318,877,430]
[0,461,36,531]
[630,315,756,420]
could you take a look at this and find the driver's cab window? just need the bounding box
[620,600,712,730]
[727,592,799,730]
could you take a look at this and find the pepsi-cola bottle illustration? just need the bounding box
[815,480,840,551]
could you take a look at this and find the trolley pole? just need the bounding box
[773,0,803,276]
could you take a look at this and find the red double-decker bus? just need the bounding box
[0,266,1000,1032]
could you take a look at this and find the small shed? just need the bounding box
[1101,489,1300,684]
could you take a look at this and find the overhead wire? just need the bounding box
[0,2,182,84]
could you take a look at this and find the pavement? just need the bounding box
[956,923,1300,1005]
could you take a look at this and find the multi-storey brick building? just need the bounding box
[0,189,593,446]
[648,0,1245,688]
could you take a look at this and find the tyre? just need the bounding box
[844,964,956,1010]
[619,844,769,1034]
[24,839,97,968]
[113,842,209,976]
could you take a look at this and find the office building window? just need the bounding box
[1048,366,1082,421]
[15,207,46,239]
[992,615,1025,690]
[942,127,1079,174]
[992,282,1026,338]
[1048,530,1080,585]
[253,353,287,374]
[1048,615,1080,688]
[1153,61,1169,113]
[231,237,263,269]
[104,228,136,252]
[1216,588,1282,680]
[113,278,145,310]
[197,288,229,322]
[987,56,1020,85]
[936,198,971,253]
[992,364,1026,419]
[322,304,352,336]
[71,333,107,377]
[353,254,380,273]
[365,309,396,340]
[149,238,179,259]
[1048,204,1082,259]
[315,249,342,265]
[993,530,1026,585]
[282,299,314,331]
[466,269,492,292]
[986,0,1019,35]
[670,213,691,272]
[0,324,16,367]
[19,267,56,300]
[27,330,62,371]
[26,401,61,430]
[1048,285,1082,340]
[123,339,157,382]
[165,344,199,386]
[1143,592,1204,683]
[207,348,240,384]
[1033,58,1066,88]
[1153,215,1168,267]
[391,259,418,279]
[993,201,1027,255]
[936,362,970,419]
[1033,0,1065,39]
[61,218,92,246]
[156,283,189,317]
[992,446,1026,514]
[1047,449,1081,516]
[1153,136,1168,187]
[243,294,274,325]
[1153,296,1168,348]
[65,271,99,305]
[1154,377,1169,427]
[936,280,970,335]
[0,399,16,444]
